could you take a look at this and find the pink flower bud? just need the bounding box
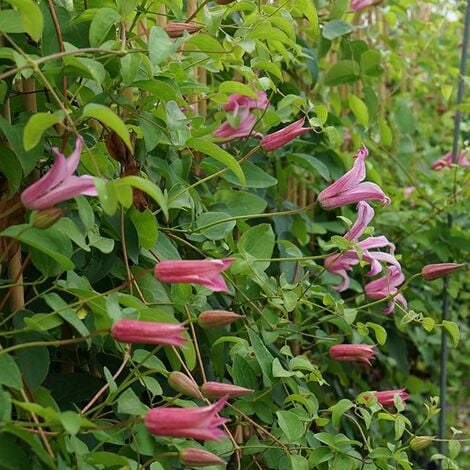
[366,389,410,407]
[111,320,186,347]
[154,259,234,292]
[329,344,376,366]
[421,263,465,281]
[144,398,229,441]
[198,310,243,328]
[180,448,225,467]
[31,208,64,229]
[168,372,203,399]
[164,22,202,38]
[260,118,311,152]
[201,381,254,399]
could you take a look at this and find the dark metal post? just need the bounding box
[438,0,470,456]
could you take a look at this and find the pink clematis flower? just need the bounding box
[261,118,311,152]
[144,398,229,441]
[214,111,261,141]
[21,137,97,210]
[201,381,254,399]
[111,320,186,347]
[164,22,202,38]
[431,151,470,170]
[329,344,376,366]
[344,201,375,241]
[364,265,407,314]
[223,91,269,116]
[180,448,224,467]
[198,310,243,328]
[372,389,410,407]
[317,145,391,210]
[154,259,234,292]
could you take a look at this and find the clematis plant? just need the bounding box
[260,117,311,152]
[21,136,97,211]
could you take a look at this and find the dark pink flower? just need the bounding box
[260,118,311,152]
[431,151,470,170]
[344,201,375,241]
[154,259,234,292]
[111,320,186,347]
[198,310,243,328]
[164,22,202,38]
[364,265,407,314]
[201,381,254,399]
[144,398,228,441]
[372,389,410,407]
[317,145,390,209]
[214,111,261,141]
[421,263,465,281]
[21,137,97,210]
[329,344,376,365]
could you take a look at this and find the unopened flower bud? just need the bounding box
[201,381,253,399]
[32,208,64,229]
[180,448,224,467]
[421,263,465,281]
[198,310,243,328]
[164,22,202,38]
[216,0,236,4]
[168,371,203,399]
[410,435,435,451]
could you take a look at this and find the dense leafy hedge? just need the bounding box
[0,1,468,469]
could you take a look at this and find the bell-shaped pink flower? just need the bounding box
[317,145,390,209]
[214,111,261,141]
[431,151,470,169]
[144,398,228,441]
[21,137,97,210]
[154,259,234,292]
[372,389,410,407]
[111,320,186,347]
[364,265,407,314]
[329,344,376,365]
[421,263,465,281]
[223,91,269,116]
[260,118,311,152]
[201,381,254,399]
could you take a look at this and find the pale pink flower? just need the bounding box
[261,118,311,152]
[371,389,410,407]
[154,259,234,292]
[329,344,376,365]
[364,265,407,314]
[21,137,97,210]
[214,111,261,141]
[224,91,269,116]
[317,145,390,209]
[144,398,228,441]
[431,151,470,169]
[201,381,254,399]
[421,263,465,281]
[180,448,224,467]
[111,320,186,347]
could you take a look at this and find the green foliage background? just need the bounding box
[0,0,468,469]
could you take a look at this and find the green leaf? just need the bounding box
[272,358,296,378]
[15,336,50,391]
[365,322,387,345]
[294,0,318,31]
[287,153,330,180]
[348,95,369,127]
[0,10,25,34]
[248,330,274,386]
[1,224,74,270]
[128,207,158,249]
[361,49,384,77]
[0,387,12,422]
[148,26,178,66]
[59,411,81,435]
[214,190,267,217]
[187,137,246,185]
[324,60,360,86]
[322,20,353,40]
[379,118,393,146]
[117,389,148,415]
[276,410,304,442]
[0,354,22,390]
[195,211,235,240]
[116,176,168,220]
[94,178,118,215]
[238,223,275,272]
[82,103,131,151]
[219,81,258,98]
[442,320,460,347]
[89,7,120,47]
[6,0,43,41]
[329,399,354,427]
[23,111,65,150]
[232,354,258,390]
[448,439,461,459]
